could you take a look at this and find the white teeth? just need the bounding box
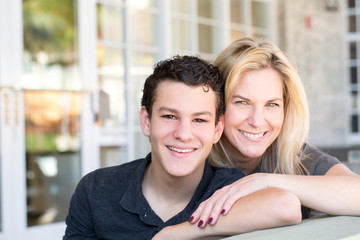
[240,130,265,139]
[168,146,194,153]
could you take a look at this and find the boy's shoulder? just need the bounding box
[93,158,144,176]
[212,166,245,179]
[209,166,244,188]
[80,157,147,188]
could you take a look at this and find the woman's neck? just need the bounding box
[231,157,260,175]
[221,138,261,175]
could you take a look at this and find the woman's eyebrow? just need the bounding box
[232,94,250,101]
[232,94,283,102]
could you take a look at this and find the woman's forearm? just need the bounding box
[152,187,301,240]
[269,173,360,215]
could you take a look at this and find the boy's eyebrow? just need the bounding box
[158,107,214,117]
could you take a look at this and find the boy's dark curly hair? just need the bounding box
[141,55,224,123]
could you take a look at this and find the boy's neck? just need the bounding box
[141,163,204,222]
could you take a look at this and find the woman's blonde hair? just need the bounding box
[209,38,309,175]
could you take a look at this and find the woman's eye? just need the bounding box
[267,103,279,108]
[235,101,248,105]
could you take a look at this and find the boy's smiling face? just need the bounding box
[140,80,224,179]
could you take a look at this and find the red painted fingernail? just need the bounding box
[221,209,226,215]
[208,217,213,224]
[189,216,194,223]
[198,220,204,228]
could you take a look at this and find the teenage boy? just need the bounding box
[63,55,301,240]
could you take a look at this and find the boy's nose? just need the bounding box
[173,121,194,142]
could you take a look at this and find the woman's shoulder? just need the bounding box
[301,143,341,175]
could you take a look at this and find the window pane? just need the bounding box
[198,0,213,18]
[99,77,126,126]
[100,146,127,167]
[252,32,266,40]
[198,24,214,54]
[231,30,244,42]
[171,0,190,14]
[22,0,80,91]
[352,114,359,132]
[348,0,356,8]
[25,91,81,226]
[129,51,154,125]
[97,46,124,69]
[352,91,358,108]
[351,66,358,84]
[129,9,156,46]
[230,0,244,24]
[172,19,191,51]
[252,1,268,28]
[131,74,147,125]
[129,0,158,9]
[134,131,151,159]
[349,15,356,32]
[98,46,125,127]
[350,42,357,59]
[130,51,155,67]
[97,4,123,42]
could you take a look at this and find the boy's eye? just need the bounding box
[162,115,176,120]
[194,118,207,123]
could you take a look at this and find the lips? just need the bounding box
[239,130,265,140]
[167,146,196,153]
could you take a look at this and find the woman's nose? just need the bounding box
[247,107,266,127]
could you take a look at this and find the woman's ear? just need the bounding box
[213,115,224,143]
[140,106,151,137]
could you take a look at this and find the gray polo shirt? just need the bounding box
[300,144,342,218]
[301,144,341,175]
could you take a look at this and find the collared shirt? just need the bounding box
[63,153,244,240]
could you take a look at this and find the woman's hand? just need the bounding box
[189,173,271,228]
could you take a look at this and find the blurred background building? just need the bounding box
[0,0,358,239]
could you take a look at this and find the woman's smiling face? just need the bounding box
[223,67,285,163]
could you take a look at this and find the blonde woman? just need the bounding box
[189,38,360,227]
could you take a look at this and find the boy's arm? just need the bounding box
[63,177,97,240]
[152,187,302,240]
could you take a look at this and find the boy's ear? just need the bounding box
[213,115,224,144]
[140,106,151,137]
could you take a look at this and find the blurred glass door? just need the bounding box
[21,0,86,238]
[25,91,81,226]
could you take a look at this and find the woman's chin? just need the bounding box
[241,148,266,160]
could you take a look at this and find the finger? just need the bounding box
[195,188,229,228]
[220,189,248,216]
[189,201,207,224]
[207,186,247,224]
[196,198,219,228]
[206,197,227,225]
[199,188,235,227]
[190,194,221,224]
